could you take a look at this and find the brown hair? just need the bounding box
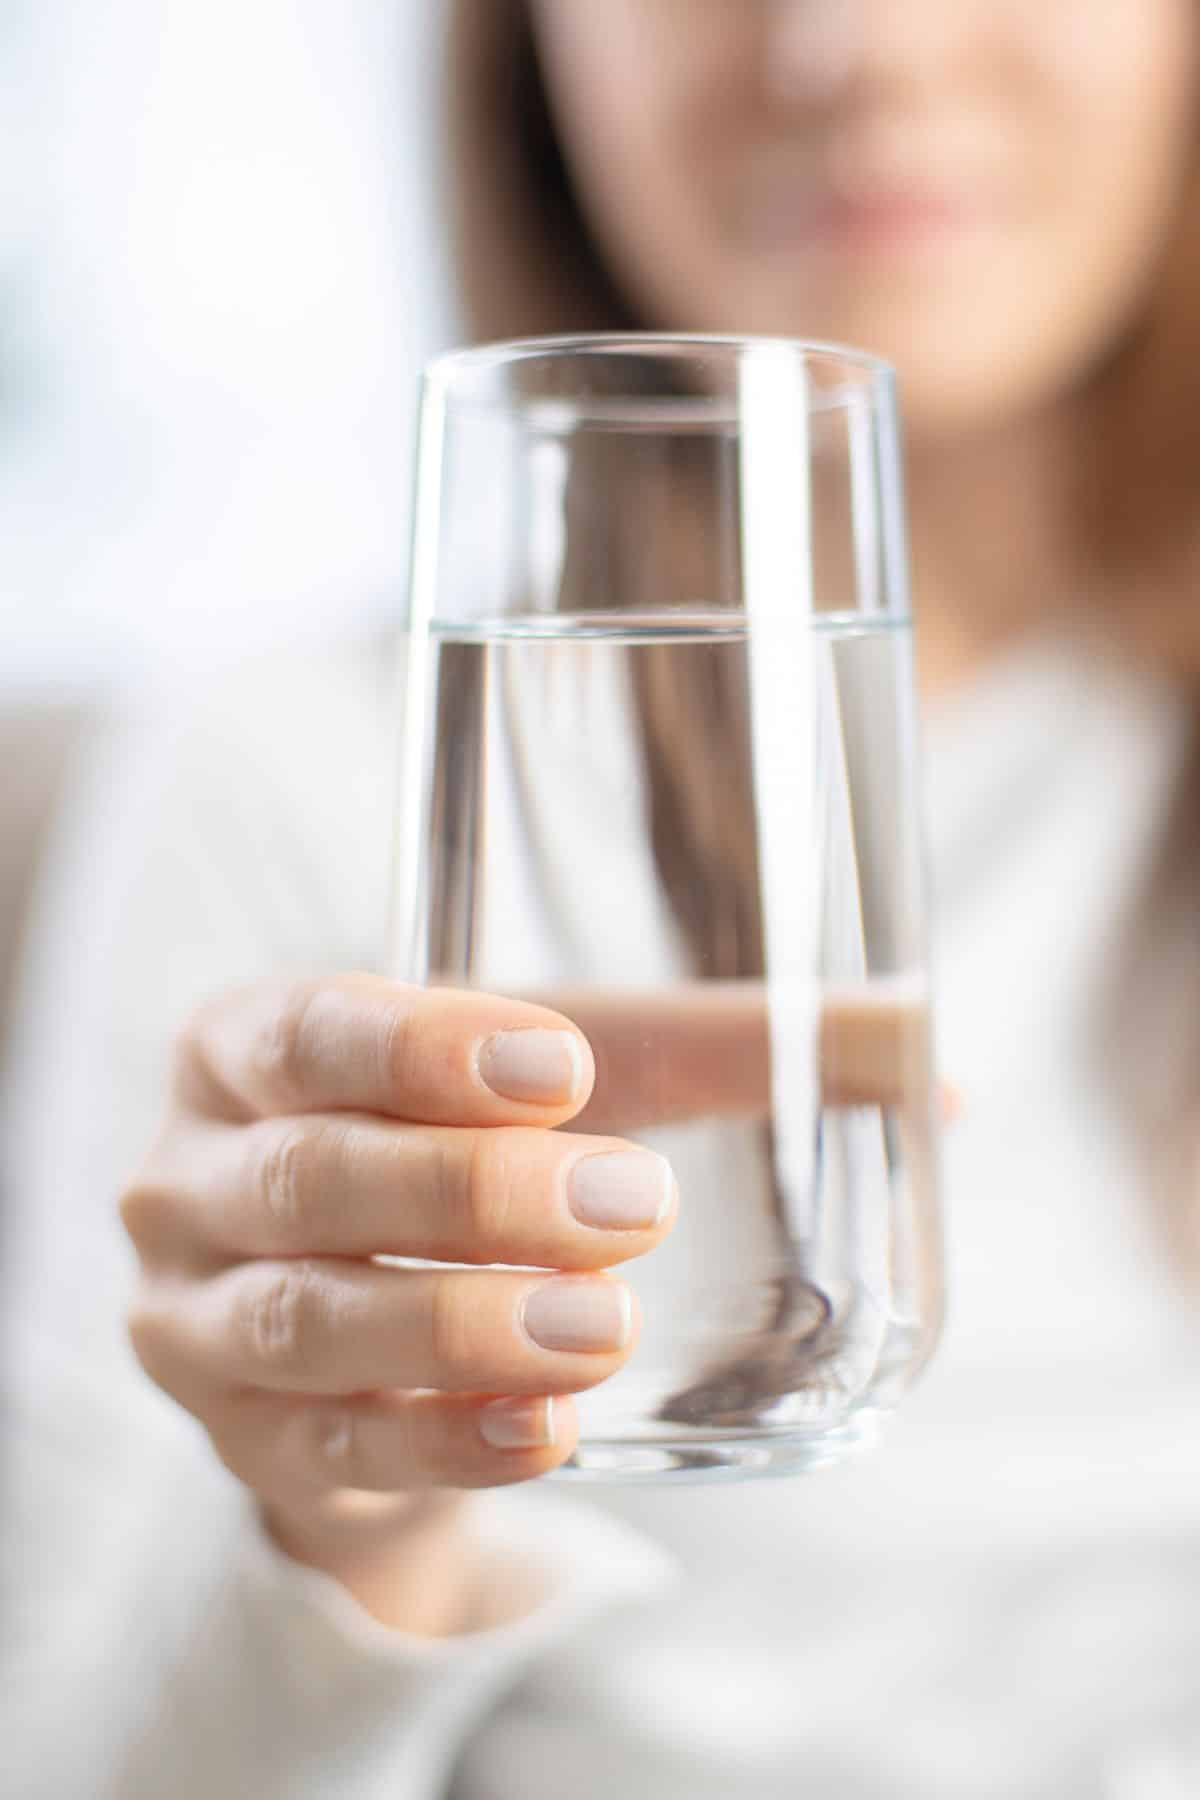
[446,0,632,339]
[443,0,1200,1265]
[446,0,768,986]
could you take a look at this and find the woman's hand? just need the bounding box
[120,971,932,1626]
[120,975,676,1626]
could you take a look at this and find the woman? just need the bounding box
[8,2,1200,1794]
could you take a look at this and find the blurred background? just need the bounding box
[0,0,452,1037]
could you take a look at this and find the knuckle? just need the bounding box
[209,1393,287,1498]
[118,1120,194,1262]
[169,1013,207,1101]
[171,999,238,1114]
[252,980,325,1107]
[242,1263,324,1380]
[126,1288,178,1390]
[460,1133,514,1252]
[255,1120,329,1242]
[428,1277,478,1386]
[310,1405,363,1488]
[207,1416,254,1487]
[118,1176,165,1252]
[381,999,421,1106]
[125,1292,161,1374]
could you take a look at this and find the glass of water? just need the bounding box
[393,335,943,1481]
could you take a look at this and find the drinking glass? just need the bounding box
[393,335,943,1480]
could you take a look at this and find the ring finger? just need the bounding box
[132,1259,638,1401]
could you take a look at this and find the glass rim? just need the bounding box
[423,332,895,424]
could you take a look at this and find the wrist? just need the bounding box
[261,1489,479,1635]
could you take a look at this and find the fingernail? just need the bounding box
[479,1396,558,1452]
[478,1029,582,1104]
[522,1280,632,1354]
[569,1149,673,1231]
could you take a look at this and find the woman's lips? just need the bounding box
[748,185,985,256]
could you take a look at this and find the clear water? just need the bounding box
[397,612,942,1477]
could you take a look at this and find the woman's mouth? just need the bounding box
[749,183,985,257]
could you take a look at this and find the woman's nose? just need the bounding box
[760,0,963,107]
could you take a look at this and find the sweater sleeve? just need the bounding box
[0,653,674,1800]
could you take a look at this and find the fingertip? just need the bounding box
[390,985,598,1126]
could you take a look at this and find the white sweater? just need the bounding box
[4,638,1200,1799]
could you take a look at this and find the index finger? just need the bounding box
[180,974,596,1126]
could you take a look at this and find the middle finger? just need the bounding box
[139,1116,676,1269]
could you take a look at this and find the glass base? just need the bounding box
[548,1413,881,1484]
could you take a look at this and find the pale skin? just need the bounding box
[124,980,654,1628]
[123,0,1200,1629]
[123,975,928,1628]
